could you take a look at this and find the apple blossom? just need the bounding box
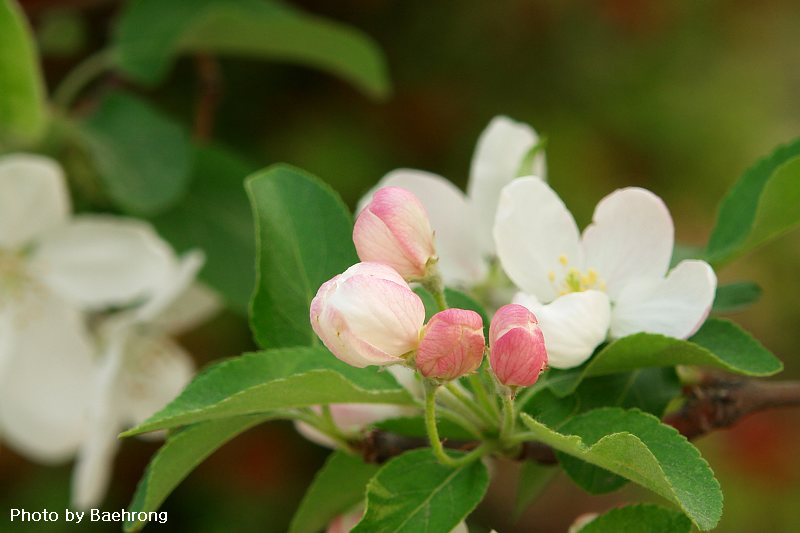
[416,308,485,380]
[0,154,176,462]
[71,252,217,509]
[489,304,547,387]
[359,116,545,286]
[494,177,717,368]
[310,262,426,368]
[353,186,436,280]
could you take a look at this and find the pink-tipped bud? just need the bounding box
[416,308,485,381]
[310,262,426,368]
[489,304,547,387]
[353,187,436,280]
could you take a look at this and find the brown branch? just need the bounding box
[663,372,800,439]
[193,54,222,142]
[358,374,800,465]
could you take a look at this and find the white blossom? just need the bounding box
[494,177,716,368]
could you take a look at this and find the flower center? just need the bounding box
[548,254,606,296]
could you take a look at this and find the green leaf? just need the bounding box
[0,0,46,144]
[576,503,692,533]
[520,408,723,530]
[712,281,762,314]
[289,451,378,533]
[352,449,489,533]
[513,462,556,519]
[78,91,192,214]
[525,369,680,495]
[113,0,389,99]
[707,139,800,264]
[546,318,782,397]
[247,163,358,348]
[153,145,257,313]
[124,415,273,532]
[122,346,412,436]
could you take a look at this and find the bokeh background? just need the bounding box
[3,0,800,531]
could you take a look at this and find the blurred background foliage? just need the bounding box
[2,0,800,531]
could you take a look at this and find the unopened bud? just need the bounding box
[353,187,436,280]
[489,304,547,387]
[416,308,485,381]
[310,262,426,368]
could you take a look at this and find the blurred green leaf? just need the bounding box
[37,9,86,57]
[113,0,390,99]
[513,462,556,519]
[546,318,782,397]
[153,146,256,313]
[352,449,489,532]
[122,347,412,436]
[289,451,378,533]
[247,164,357,348]
[520,409,722,531]
[707,139,800,264]
[0,0,46,144]
[712,281,762,314]
[124,415,274,532]
[79,91,192,214]
[575,503,692,533]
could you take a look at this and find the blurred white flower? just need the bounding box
[359,116,545,286]
[0,154,176,462]
[494,177,716,368]
[72,252,219,509]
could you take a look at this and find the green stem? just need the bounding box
[294,408,352,451]
[52,50,114,110]
[425,384,487,467]
[445,382,495,427]
[420,260,448,311]
[507,431,540,446]
[501,394,516,442]
[469,372,500,419]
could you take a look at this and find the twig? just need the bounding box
[663,372,800,439]
[357,373,800,465]
[193,54,222,142]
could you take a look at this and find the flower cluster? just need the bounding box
[304,116,717,455]
[311,187,548,389]
[0,154,217,508]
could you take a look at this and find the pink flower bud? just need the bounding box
[353,187,436,280]
[310,262,426,368]
[489,304,547,387]
[416,308,485,380]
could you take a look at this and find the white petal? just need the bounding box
[0,291,93,463]
[0,154,70,249]
[31,216,176,310]
[134,250,207,325]
[581,188,674,299]
[515,290,611,369]
[71,421,120,509]
[157,282,221,335]
[72,331,127,509]
[468,116,543,251]
[360,169,487,285]
[611,260,717,339]
[0,308,12,383]
[494,178,582,302]
[118,334,194,428]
